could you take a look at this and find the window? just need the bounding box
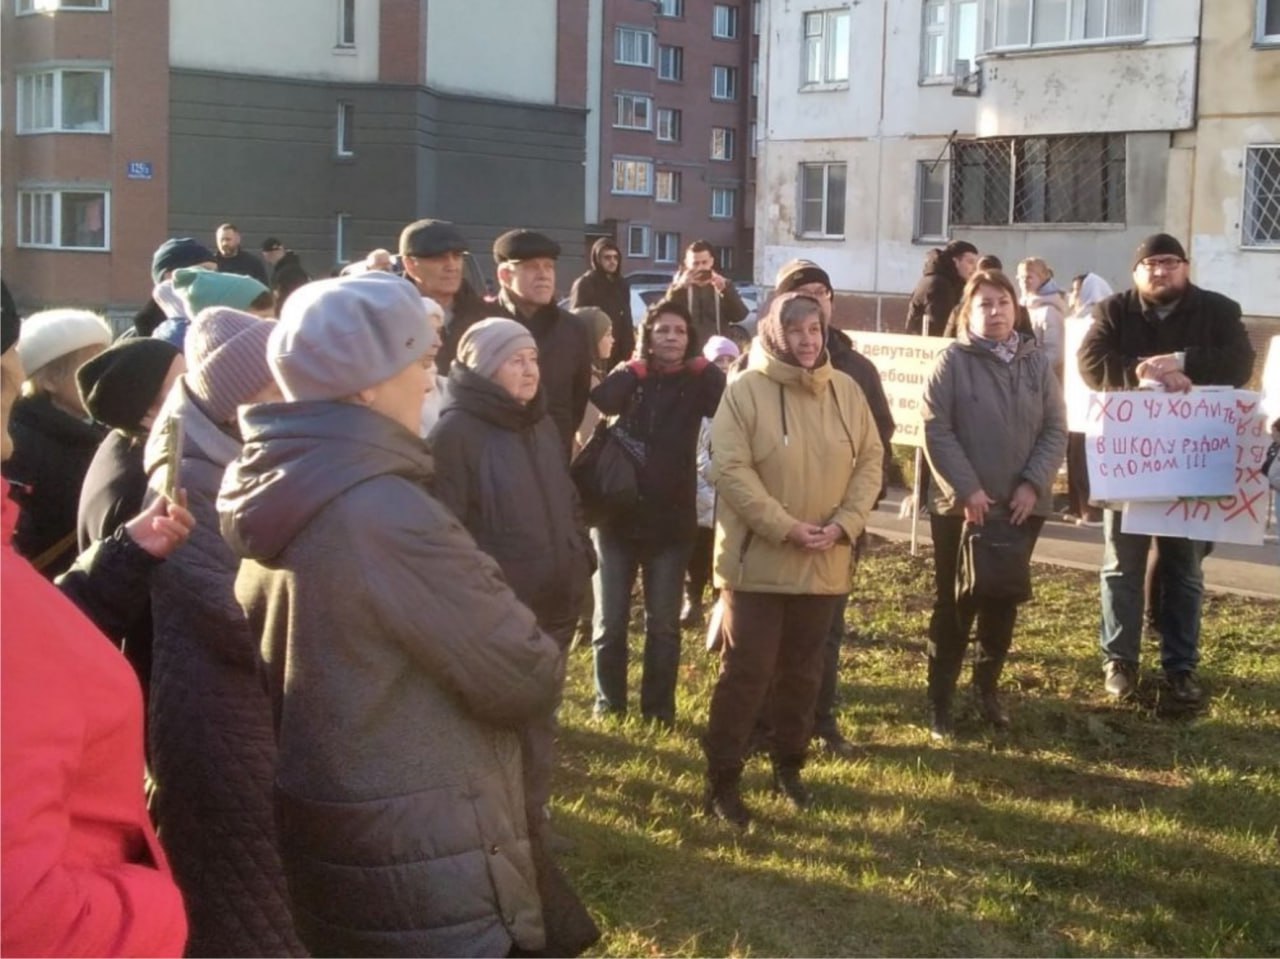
[921,0,979,80]
[657,0,683,17]
[752,59,760,97]
[750,121,758,158]
[17,188,109,250]
[338,0,355,46]
[336,213,351,262]
[713,4,740,38]
[17,69,109,133]
[1243,145,1280,248]
[1259,0,1280,43]
[753,0,762,34]
[656,170,683,203]
[800,162,847,237]
[950,134,1127,225]
[803,9,850,85]
[711,127,736,161]
[614,93,653,130]
[627,224,651,258]
[914,160,950,241]
[716,246,735,273]
[656,107,683,142]
[985,0,1145,50]
[658,45,684,81]
[616,27,655,66]
[17,0,108,12]
[711,187,737,219]
[655,232,681,264]
[337,102,355,156]
[712,65,738,100]
[612,157,654,196]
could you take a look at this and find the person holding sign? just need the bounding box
[921,270,1067,740]
[1078,233,1255,705]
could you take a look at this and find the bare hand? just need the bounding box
[710,272,728,293]
[124,493,195,560]
[1008,481,1038,526]
[807,523,845,551]
[785,522,829,549]
[1135,353,1181,380]
[963,489,995,526]
[1158,369,1193,393]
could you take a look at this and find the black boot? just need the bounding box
[927,656,960,742]
[972,660,1010,729]
[771,762,811,810]
[703,770,751,829]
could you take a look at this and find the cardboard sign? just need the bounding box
[1122,392,1269,545]
[1084,389,1241,501]
[1062,316,1092,433]
[839,331,952,447]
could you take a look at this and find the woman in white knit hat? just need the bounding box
[2,308,112,575]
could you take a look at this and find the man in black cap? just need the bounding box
[1079,232,1255,707]
[398,218,489,373]
[490,228,593,456]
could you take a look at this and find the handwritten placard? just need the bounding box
[1062,316,1092,433]
[1122,391,1268,545]
[1084,389,1239,501]
[839,331,952,447]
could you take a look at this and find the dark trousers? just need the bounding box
[927,513,1044,706]
[685,526,715,605]
[704,589,842,777]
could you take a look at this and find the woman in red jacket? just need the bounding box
[1,284,192,957]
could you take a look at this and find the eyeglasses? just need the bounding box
[1138,256,1185,272]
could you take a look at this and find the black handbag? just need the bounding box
[956,517,1034,604]
[570,419,641,525]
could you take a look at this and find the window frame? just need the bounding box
[17,187,111,251]
[16,0,109,13]
[614,92,654,131]
[627,224,652,258]
[1242,144,1280,250]
[612,157,655,196]
[715,246,735,273]
[985,0,1148,53]
[336,212,352,263]
[920,0,980,83]
[914,159,951,242]
[712,65,738,101]
[656,107,683,143]
[16,67,111,135]
[615,26,656,67]
[657,0,684,18]
[655,170,683,204]
[713,4,740,39]
[798,161,847,239]
[338,0,356,47]
[711,126,737,162]
[710,186,737,219]
[657,44,685,82]
[1258,0,1280,45]
[802,8,851,88]
[336,101,355,157]
[654,231,681,265]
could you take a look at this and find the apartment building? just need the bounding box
[587,0,755,278]
[4,0,590,314]
[755,0,1278,344]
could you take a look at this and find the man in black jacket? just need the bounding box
[569,237,635,368]
[399,218,490,374]
[1078,233,1255,707]
[490,229,594,457]
[904,240,979,337]
[214,224,269,285]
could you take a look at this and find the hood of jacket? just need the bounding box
[588,237,622,278]
[143,378,243,480]
[921,248,961,283]
[218,400,433,562]
[442,363,547,432]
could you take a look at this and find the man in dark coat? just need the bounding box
[569,237,635,367]
[1078,233,1255,708]
[213,223,269,284]
[904,240,979,337]
[666,239,749,349]
[399,217,490,374]
[489,229,594,457]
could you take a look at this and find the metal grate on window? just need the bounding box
[1243,146,1280,247]
[950,134,1126,225]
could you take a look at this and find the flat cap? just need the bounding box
[493,229,560,265]
[399,219,468,258]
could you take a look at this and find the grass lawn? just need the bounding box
[552,538,1280,957]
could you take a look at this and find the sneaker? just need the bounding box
[1103,660,1137,699]
[703,779,752,829]
[772,767,812,810]
[1166,670,1203,706]
[817,732,858,759]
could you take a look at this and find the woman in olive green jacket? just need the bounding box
[702,293,882,828]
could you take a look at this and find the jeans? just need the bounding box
[1100,508,1210,674]
[591,526,692,724]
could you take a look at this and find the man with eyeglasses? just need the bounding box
[398,218,489,374]
[1078,233,1255,707]
[569,238,635,368]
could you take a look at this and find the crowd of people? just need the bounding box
[0,217,1268,955]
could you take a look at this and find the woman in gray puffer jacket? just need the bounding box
[922,269,1067,741]
[144,307,306,957]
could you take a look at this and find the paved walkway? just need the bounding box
[868,490,1280,600]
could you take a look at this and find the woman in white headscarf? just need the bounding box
[1065,272,1114,525]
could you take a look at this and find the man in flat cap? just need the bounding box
[398,218,489,374]
[490,229,594,456]
[1078,232,1255,707]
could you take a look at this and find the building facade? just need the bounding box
[4,0,590,315]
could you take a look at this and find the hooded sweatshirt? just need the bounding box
[569,238,635,367]
[905,248,965,337]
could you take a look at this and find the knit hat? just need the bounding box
[16,308,112,376]
[269,271,433,401]
[1132,233,1187,269]
[151,237,216,284]
[493,229,560,265]
[572,306,613,343]
[702,334,740,363]
[1,280,18,355]
[184,308,276,424]
[400,218,468,258]
[76,338,181,432]
[457,317,537,379]
[773,258,832,295]
[172,267,269,318]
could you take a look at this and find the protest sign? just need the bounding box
[839,331,951,447]
[1122,391,1269,545]
[1062,317,1092,433]
[1084,389,1240,501]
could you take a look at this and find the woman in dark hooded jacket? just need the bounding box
[569,237,634,367]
